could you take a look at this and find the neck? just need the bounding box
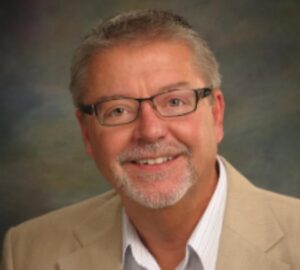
[122,166,218,269]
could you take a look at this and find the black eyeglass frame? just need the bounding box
[79,87,213,126]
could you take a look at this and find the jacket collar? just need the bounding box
[216,158,289,270]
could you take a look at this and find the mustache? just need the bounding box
[118,141,191,163]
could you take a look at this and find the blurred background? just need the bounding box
[1,0,299,254]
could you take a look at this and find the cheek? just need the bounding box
[170,119,199,146]
[88,129,130,183]
[89,127,132,165]
[170,113,209,142]
[169,112,218,155]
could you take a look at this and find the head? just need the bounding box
[70,9,225,210]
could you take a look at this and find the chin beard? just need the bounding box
[112,160,198,209]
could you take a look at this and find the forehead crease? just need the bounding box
[158,81,192,92]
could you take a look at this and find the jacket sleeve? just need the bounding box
[0,229,14,270]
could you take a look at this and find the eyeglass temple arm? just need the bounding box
[196,87,212,98]
[79,104,94,115]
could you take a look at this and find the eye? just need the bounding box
[105,106,128,118]
[109,107,125,116]
[96,98,138,125]
[100,100,137,120]
[167,97,185,107]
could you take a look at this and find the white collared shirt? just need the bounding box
[122,157,227,270]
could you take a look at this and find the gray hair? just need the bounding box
[70,9,221,106]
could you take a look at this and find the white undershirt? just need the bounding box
[122,157,227,270]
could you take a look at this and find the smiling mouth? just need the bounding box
[130,156,176,165]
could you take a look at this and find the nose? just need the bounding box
[132,101,168,143]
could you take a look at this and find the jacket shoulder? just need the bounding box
[260,188,300,230]
[1,190,120,270]
[14,189,119,232]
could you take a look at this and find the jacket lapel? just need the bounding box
[216,159,290,270]
[56,194,123,270]
[216,226,289,270]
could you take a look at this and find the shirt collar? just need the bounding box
[122,209,160,269]
[187,156,227,270]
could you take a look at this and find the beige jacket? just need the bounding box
[1,159,300,270]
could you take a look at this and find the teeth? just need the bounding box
[135,156,173,165]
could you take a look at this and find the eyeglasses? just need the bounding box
[79,87,212,126]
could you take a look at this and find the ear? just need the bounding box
[76,110,95,159]
[211,89,225,144]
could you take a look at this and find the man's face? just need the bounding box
[77,40,224,209]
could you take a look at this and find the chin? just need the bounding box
[117,168,197,209]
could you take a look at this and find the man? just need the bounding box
[1,9,300,270]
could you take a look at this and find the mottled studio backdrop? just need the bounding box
[1,0,299,252]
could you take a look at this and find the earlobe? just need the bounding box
[211,89,225,144]
[76,110,95,159]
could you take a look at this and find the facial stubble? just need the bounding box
[110,142,199,209]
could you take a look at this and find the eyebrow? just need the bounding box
[92,81,193,103]
[157,81,192,93]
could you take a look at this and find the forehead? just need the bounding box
[84,40,204,102]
